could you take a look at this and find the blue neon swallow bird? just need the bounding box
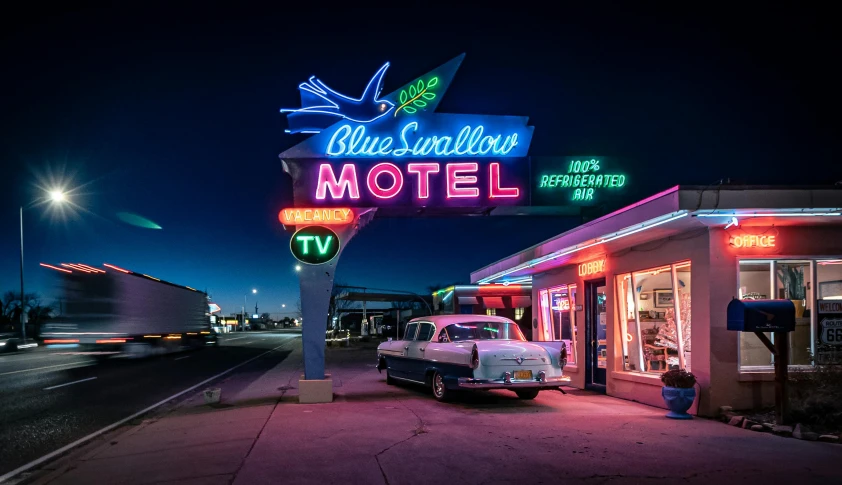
[281,62,394,134]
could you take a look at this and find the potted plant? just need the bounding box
[777,265,806,318]
[660,369,697,419]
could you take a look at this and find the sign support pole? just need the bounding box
[754,330,790,424]
[296,210,375,382]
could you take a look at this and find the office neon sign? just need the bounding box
[730,234,777,248]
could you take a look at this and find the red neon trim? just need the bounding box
[478,284,522,291]
[366,162,403,199]
[103,263,131,273]
[76,263,105,273]
[63,263,92,273]
[40,263,72,273]
[44,339,79,343]
[96,339,127,344]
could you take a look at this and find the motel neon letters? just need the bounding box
[314,161,520,202]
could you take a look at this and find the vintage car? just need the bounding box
[376,315,568,401]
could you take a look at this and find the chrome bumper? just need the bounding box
[456,375,570,390]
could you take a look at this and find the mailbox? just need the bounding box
[727,299,796,332]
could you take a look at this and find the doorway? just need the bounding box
[585,278,607,391]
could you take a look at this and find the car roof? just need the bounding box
[407,315,515,326]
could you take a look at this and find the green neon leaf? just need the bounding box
[403,106,417,114]
[399,90,407,104]
[408,85,417,98]
[428,76,439,88]
[421,92,435,100]
[416,79,424,92]
[413,99,427,108]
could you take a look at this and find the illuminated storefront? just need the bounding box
[471,186,842,416]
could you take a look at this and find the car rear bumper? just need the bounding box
[456,375,570,390]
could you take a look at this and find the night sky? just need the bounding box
[1,3,837,316]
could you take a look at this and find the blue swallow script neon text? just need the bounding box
[325,121,519,158]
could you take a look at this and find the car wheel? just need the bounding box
[431,371,451,402]
[515,389,540,400]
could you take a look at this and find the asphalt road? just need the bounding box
[0,330,300,477]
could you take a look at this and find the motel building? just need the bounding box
[470,185,842,416]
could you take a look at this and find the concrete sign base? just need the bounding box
[299,374,333,404]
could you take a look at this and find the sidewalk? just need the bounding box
[29,339,842,485]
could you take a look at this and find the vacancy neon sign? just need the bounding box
[312,161,523,204]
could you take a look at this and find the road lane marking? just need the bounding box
[43,377,98,390]
[0,362,94,376]
[0,337,299,484]
[224,336,248,341]
[174,356,190,361]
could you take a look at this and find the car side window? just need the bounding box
[416,323,435,341]
[438,328,450,343]
[403,323,418,340]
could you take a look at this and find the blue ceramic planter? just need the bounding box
[662,386,696,419]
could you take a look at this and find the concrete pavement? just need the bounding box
[22,340,841,485]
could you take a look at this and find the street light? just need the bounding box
[20,188,67,343]
[243,289,257,331]
[295,265,301,272]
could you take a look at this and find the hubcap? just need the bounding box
[434,374,443,396]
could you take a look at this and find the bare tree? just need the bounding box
[327,281,355,329]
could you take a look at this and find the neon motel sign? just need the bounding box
[578,258,606,277]
[279,54,534,208]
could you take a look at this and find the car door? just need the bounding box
[390,322,419,380]
[406,322,435,380]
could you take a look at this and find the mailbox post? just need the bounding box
[727,299,796,424]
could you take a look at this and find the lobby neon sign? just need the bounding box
[325,121,519,158]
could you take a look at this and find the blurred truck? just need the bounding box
[40,263,215,358]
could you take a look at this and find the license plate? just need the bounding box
[513,370,533,380]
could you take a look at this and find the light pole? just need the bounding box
[19,189,67,343]
[243,288,256,331]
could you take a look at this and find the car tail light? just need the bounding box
[470,346,479,369]
[560,345,568,366]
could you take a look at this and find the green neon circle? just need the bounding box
[290,225,341,265]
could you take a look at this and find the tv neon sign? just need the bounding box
[325,122,519,158]
[730,234,776,248]
[290,226,340,265]
[280,208,354,225]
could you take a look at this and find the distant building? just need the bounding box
[431,284,533,339]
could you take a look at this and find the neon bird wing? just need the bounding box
[294,79,339,111]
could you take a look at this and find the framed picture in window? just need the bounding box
[654,289,674,308]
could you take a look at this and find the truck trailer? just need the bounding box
[40,263,215,358]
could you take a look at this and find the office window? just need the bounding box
[738,260,818,369]
[817,260,842,365]
[616,262,691,373]
[538,285,577,365]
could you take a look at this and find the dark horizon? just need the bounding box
[1,3,838,314]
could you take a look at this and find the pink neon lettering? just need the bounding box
[446,162,479,198]
[407,162,440,199]
[316,164,360,200]
[488,162,519,198]
[366,162,403,199]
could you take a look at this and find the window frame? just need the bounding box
[403,322,419,341]
[415,322,435,341]
[615,260,691,374]
[538,284,578,365]
[736,257,840,370]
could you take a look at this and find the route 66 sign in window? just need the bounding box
[819,318,842,345]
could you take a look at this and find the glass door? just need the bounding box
[585,279,607,390]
